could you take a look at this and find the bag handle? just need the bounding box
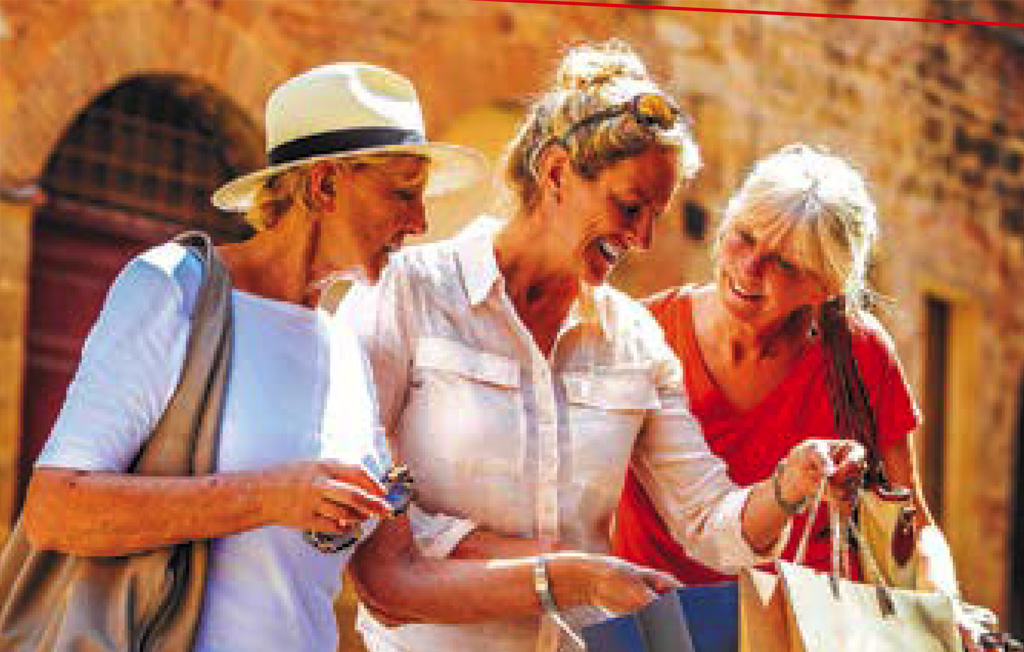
[791,478,897,616]
[792,479,826,566]
[820,298,888,489]
[132,230,231,477]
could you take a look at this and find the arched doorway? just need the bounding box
[18,75,260,510]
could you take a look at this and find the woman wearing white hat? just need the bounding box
[21,62,684,651]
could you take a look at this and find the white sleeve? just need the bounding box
[334,262,479,557]
[35,254,191,472]
[631,324,790,572]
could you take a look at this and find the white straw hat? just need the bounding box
[212,62,487,212]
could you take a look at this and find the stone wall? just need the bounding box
[1,0,1021,629]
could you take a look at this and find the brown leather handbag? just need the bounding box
[0,231,232,651]
[818,298,920,589]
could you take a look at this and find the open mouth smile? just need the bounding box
[729,276,764,300]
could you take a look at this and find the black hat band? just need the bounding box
[268,127,426,166]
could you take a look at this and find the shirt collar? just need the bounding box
[454,217,615,340]
[454,217,505,307]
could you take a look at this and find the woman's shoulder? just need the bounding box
[382,218,497,294]
[639,284,708,326]
[601,285,675,345]
[848,309,902,368]
[379,238,462,301]
[117,241,204,317]
[389,238,459,274]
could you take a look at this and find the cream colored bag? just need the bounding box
[739,486,961,652]
[776,560,960,652]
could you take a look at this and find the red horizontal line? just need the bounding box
[471,0,1024,28]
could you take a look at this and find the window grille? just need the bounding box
[42,77,254,239]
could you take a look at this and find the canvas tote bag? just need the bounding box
[739,484,961,652]
[0,231,232,652]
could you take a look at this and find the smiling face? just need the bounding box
[714,214,829,333]
[312,154,429,283]
[552,145,678,285]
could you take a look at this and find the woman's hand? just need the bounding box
[547,552,681,614]
[777,439,866,508]
[261,460,392,532]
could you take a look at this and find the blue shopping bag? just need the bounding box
[581,582,738,652]
[676,582,738,652]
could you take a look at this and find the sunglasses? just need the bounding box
[557,93,687,144]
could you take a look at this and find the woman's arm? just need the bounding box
[24,461,391,556]
[449,528,563,559]
[350,515,680,626]
[633,386,858,570]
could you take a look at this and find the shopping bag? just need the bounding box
[676,583,738,652]
[581,583,738,652]
[738,567,789,652]
[776,560,961,652]
[582,589,695,652]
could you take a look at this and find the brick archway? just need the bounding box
[0,2,282,184]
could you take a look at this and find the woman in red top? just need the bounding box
[613,143,978,640]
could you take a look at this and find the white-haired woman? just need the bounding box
[613,143,991,648]
[341,42,863,652]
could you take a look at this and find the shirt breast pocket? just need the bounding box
[402,338,523,476]
[563,367,659,477]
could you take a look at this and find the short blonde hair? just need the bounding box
[245,154,428,231]
[503,39,700,212]
[714,144,879,309]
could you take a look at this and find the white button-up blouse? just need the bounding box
[337,218,780,652]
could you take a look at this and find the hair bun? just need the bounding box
[554,39,649,92]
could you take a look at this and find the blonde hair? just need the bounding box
[245,154,428,231]
[714,144,879,311]
[503,39,700,212]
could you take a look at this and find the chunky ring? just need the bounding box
[773,459,809,515]
[303,528,359,554]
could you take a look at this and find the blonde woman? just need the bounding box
[342,43,863,652]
